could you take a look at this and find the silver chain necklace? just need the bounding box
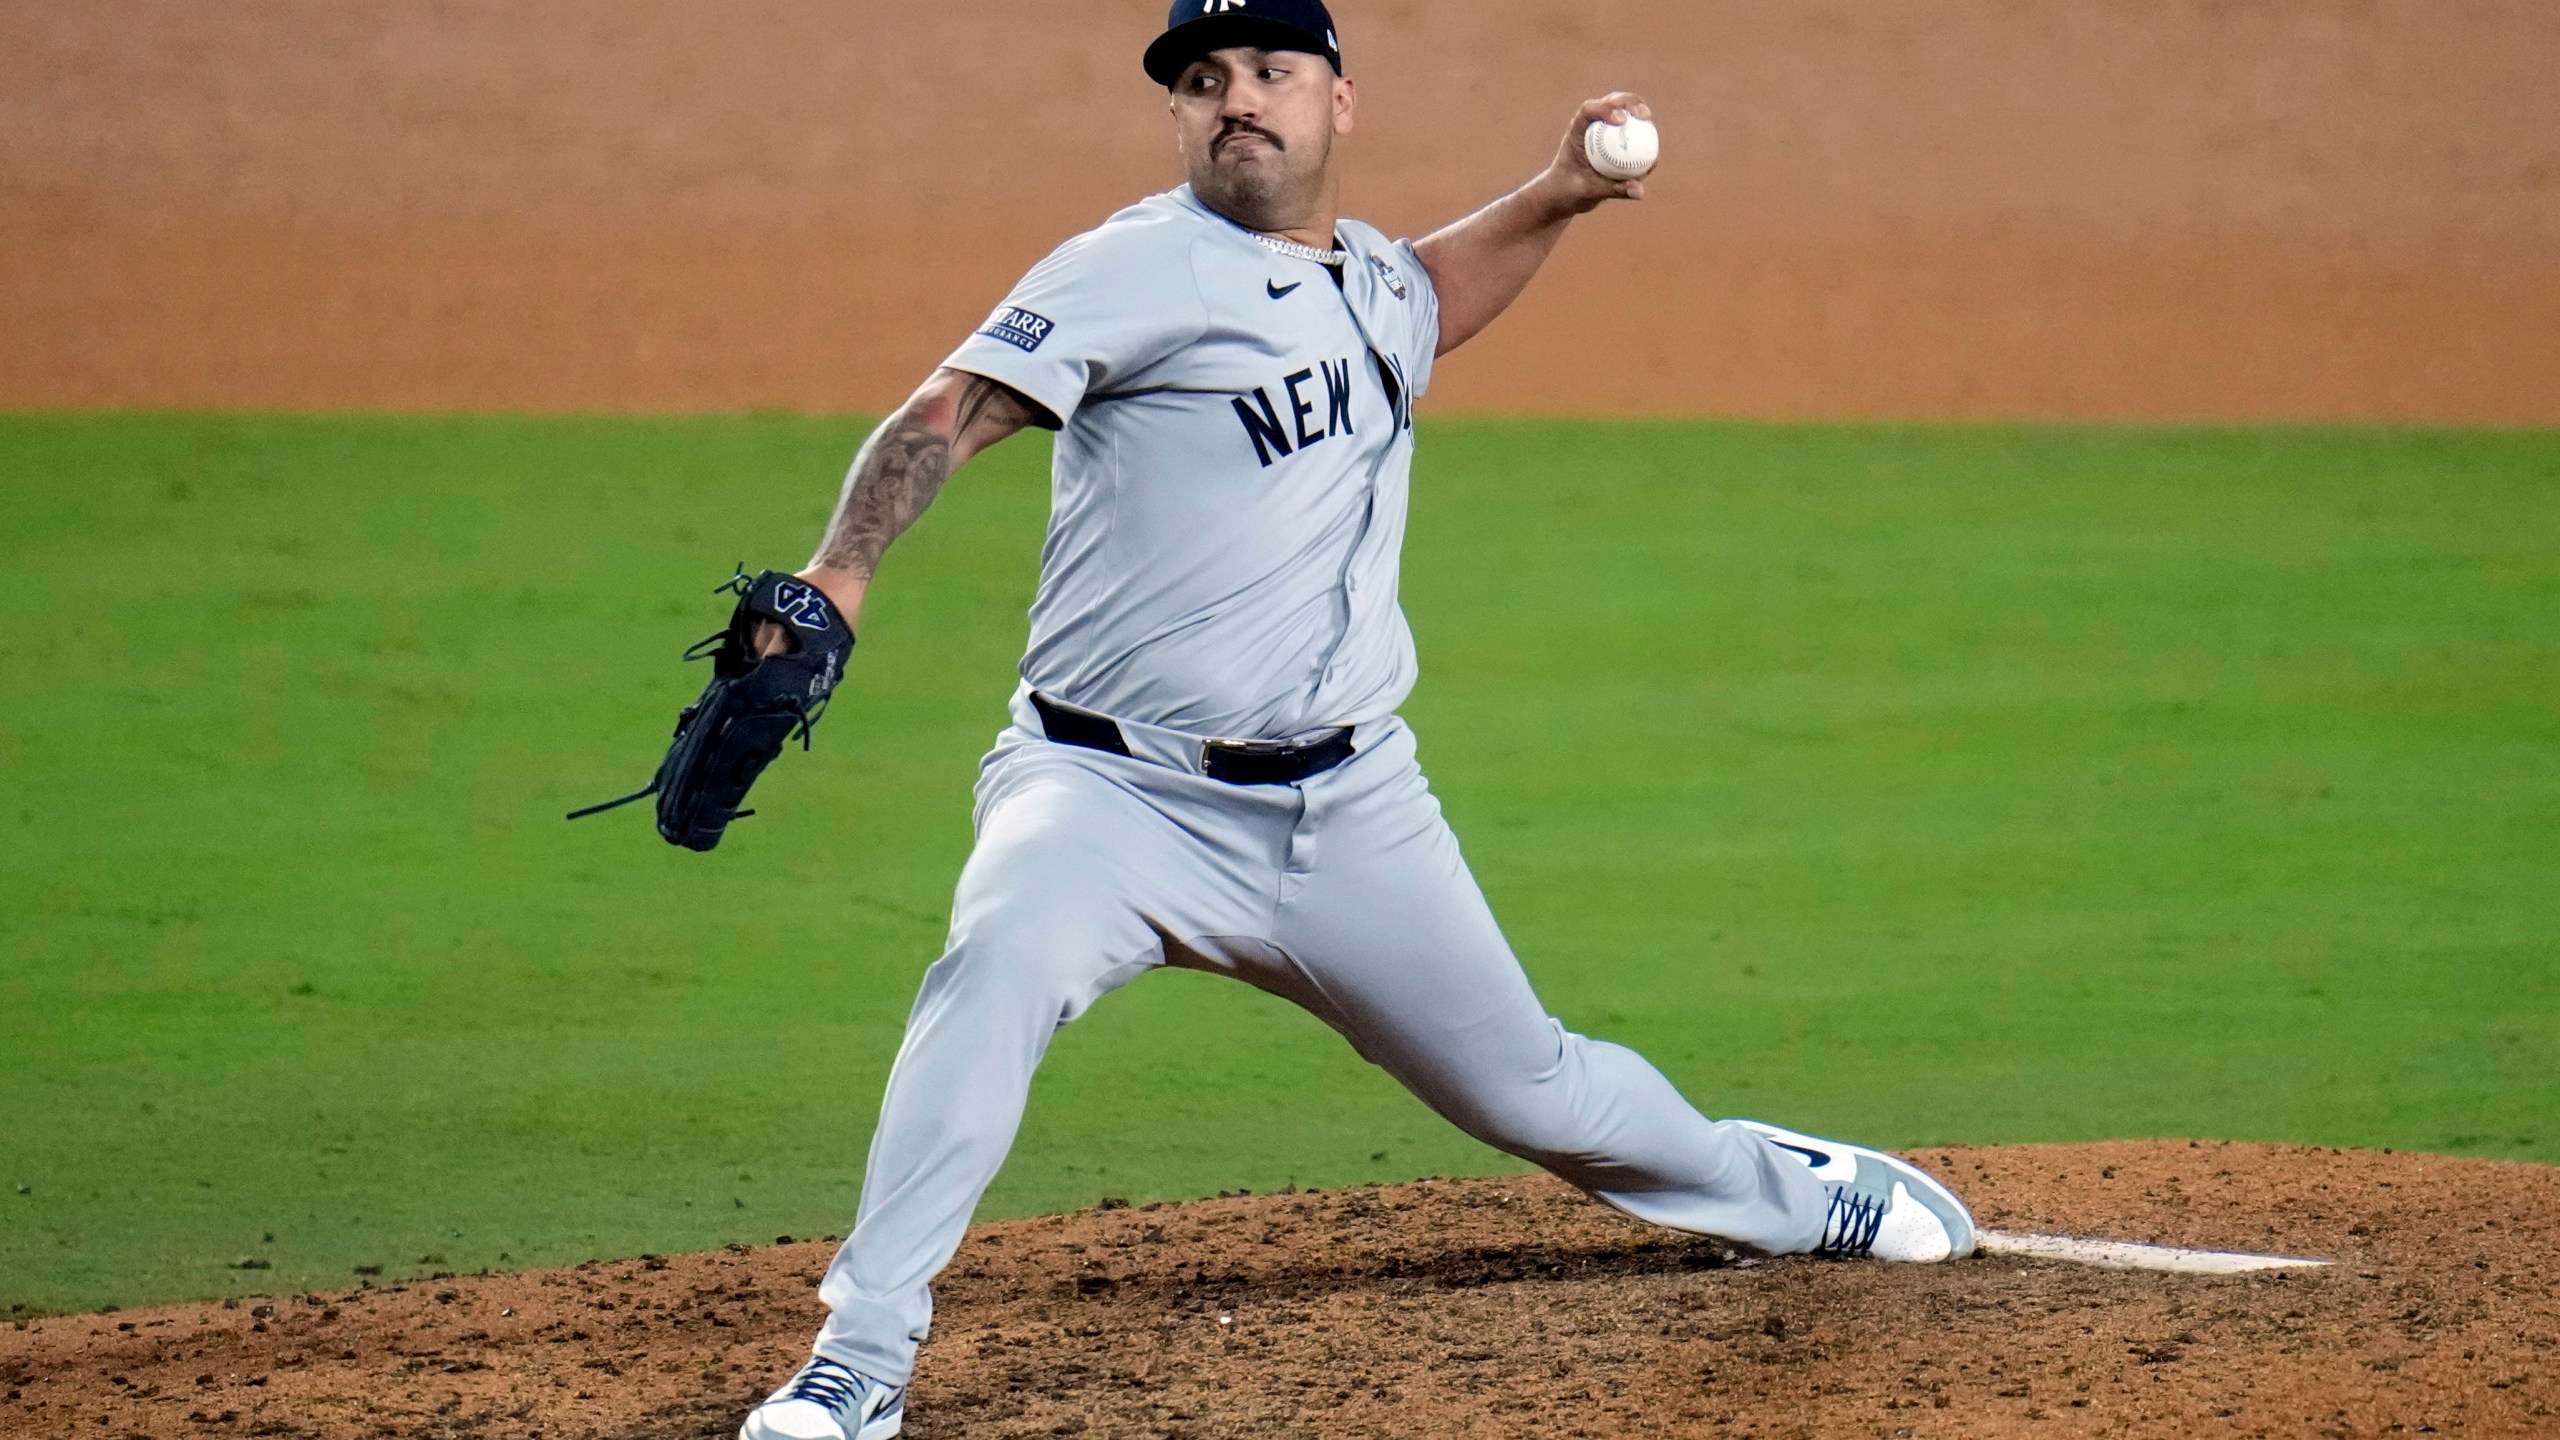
[1254,232,1349,267]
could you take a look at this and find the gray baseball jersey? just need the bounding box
[942,184,1437,741]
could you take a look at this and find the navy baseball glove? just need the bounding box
[568,567,855,851]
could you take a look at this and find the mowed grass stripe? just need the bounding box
[0,415,2552,1314]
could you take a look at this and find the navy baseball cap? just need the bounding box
[1144,0,1343,86]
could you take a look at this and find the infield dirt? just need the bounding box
[7,1141,2552,1439]
[6,1,2557,421]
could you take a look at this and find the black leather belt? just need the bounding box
[1030,692,1355,786]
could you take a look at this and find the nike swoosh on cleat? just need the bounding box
[1266,280,1302,299]
[1770,1139,1831,1168]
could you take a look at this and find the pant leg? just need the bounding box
[1249,720,1827,1254]
[813,735,1284,1382]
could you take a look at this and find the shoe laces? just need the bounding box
[1818,1185,1887,1257]
[783,1357,877,1416]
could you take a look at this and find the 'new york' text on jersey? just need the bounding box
[941,185,1440,741]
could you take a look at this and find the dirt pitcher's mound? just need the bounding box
[5,1143,2554,1438]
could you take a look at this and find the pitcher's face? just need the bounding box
[1170,47,1355,228]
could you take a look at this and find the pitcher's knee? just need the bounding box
[1407,1026,1654,1173]
[1435,1075,1604,1168]
[932,1083,1028,1165]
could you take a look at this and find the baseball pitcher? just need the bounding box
[644,5,1982,1436]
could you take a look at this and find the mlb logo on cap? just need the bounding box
[1144,0,1344,85]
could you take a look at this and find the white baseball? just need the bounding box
[1583,115,1659,181]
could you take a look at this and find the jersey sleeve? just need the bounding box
[941,221,1208,428]
[1389,237,1443,400]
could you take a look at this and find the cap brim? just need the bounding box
[1144,16,1338,86]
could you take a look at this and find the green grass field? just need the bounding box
[3,414,2553,1315]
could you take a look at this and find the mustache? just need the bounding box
[1211,120,1286,155]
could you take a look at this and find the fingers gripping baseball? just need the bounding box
[1551,92,1655,211]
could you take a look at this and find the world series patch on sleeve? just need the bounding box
[566,567,855,851]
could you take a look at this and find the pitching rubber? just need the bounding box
[1977,1230,2330,1274]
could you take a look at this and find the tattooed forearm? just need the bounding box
[809,411,955,581]
[806,373,1041,581]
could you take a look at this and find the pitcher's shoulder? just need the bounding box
[1335,219,1429,306]
[1031,191,1216,284]
[1333,216,1398,254]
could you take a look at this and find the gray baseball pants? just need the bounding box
[813,707,1827,1383]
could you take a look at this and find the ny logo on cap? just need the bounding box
[1202,0,1248,11]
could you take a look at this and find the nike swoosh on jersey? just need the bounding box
[1266,280,1302,299]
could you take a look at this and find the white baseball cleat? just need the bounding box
[1735,1119,1979,1262]
[738,1356,904,1440]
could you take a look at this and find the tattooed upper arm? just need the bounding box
[948,370,1057,442]
[805,369,1048,581]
